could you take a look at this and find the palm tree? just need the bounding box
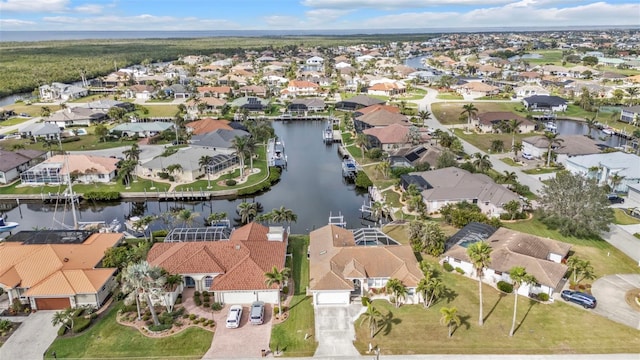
[236,202,258,225]
[416,276,445,308]
[375,160,390,179]
[118,160,136,187]
[508,266,537,337]
[355,133,368,160]
[51,308,75,333]
[461,103,478,131]
[467,241,492,326]
[360,303,383,338]
[626,86,638,106]
[585,115,597,139]
[123,143,141,163]
[133,215,154,242]
[472,152,492,173]
[543,131,563,167]
[270,206,298,225]
[508,119,523,153]
[512,142,523,159]
[232,135,248,180]
[501,171,518,186]
[166,163,183,179]
[206,212,227,226]
[121,261,166,326]
[264,266,291,317]
[244,136,258,173]
[176,209,198,227]
[418,110,432,125]
[385,278,408,308]
[440,306,461,338]
[199,155,213,189]
[609,173,625,193]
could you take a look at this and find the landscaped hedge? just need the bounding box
[237,166,282,196]
[443,262,454,272]
[497,281,514,293]
[73,316,92,333]
[83,191,121,201]
[537,293,549,302]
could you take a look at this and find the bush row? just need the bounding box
[83,191,121,201]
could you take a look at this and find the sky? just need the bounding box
[0,0,639,31]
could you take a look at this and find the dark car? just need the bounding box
[561,290,597,309]
[607,194,624,204]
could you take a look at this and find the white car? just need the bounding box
[522,153,534,160]
[225,305,243,328]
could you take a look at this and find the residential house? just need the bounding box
[283,80,321,98]
[367,82,405,97]
[472,112,535,134]
[456,82,500,98]
[186,97,227,117]
[620,105,640,124]
[190,128,250,153]
[237,85,267,97]
[513,85,550,98]
[443,226,570,298]
[388,145,441,170]
[45,108,107,128]
[110,121,174,138]
[196,86,233,99]
[39,83,88,101]
[308,224,423,306]
[0,231,122,310]
[364,123,427,151]
[335,95,385,111]
[305,56,324,72]
[186,118,233,135]
[401,167,520,216]
[628,183,640,206]
[85,100,135,112]
[522,95,568,112]
[287,98,326,113]
[0,149,47,184]
[164,84,190,99]
[353,108,410,132]
[20,154,119,185]
[230,96,269,113]
[19,122,61,141]
[125,85,157,100]
[147,223,287,304]
[522,135,602,163]
[564,152,640,192]
[140,146,238,182]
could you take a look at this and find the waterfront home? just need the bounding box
[186,97,227,116]
[443,226,570,299]
[522,134,601,163]
[45,107,107,128]
[335,95,385,111]
[620,105,640,124]
[186,118,233,135]
[0,231,122,310]
[147,223,287,305]
[0,149,47,184]
[19,122,61,141]
[367,82,405,97]
[125,84,157,100]
[163,84,191,99]
[401,167,520,217]
[522,95,568,112]
[287,98,326,113]
[230,96,269,113]
[283,80,321,98]
[472,112,535,134]
[196,86,233,98]
[38,82,88,101]
[237,85,267,97]
[189,128,250,153]
[564,152,640,193]
[110,121,174,138]
[353,107,410,132]
[140,146,238,183]
[513,85,549,98]
[388,145,441,169]
[308,224,422,306]
[20,154,119,185]
[364,123,428,151]
[84,99,135,112]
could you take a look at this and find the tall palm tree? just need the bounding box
[467,241,492,326]
[461,103,479,131]
[584,115,597,139]
[244,136,258,173]
[375,160,390,179]
[512,142,523,159]
[121,261,166,326]
[361,303,383,338]
[355,133,368,160]
[440,306,461,338]
[472,152,492,173]
[206,212,227,226]
[232,135,248,180]
[236,201,258,225]
[176,209,198,227]
[385,278,408,308]
[132,215,155,242]
[264,266,291,317]
[501,171,518,186]
[270,206,298,225]
[508,119,523,153]
[508,266,537,337]
[626,86,638,106]
[123,143,142,163]
[199,155,213,189]
[543,131,563,167]
[418,110,432,125]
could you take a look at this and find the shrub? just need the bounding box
[189,314,196,321]
[497,281,514,293]
[538,293,550,302]
[443,262,454,272]
[194,298,202,306]
[361,296,371,306]
[273,306,279,315]
[158,172,170,179]
[455,267,465,274]
[57,325,67,336]
[225,179,237,186]
[73,317,92,333]
[202,291,209,296]
[152,230,168,238]
[148,323,172,332]
[282,286,289,295]
[142,314,151,321]
[83,191,121,201]
[194,291,200,297]
[211,302,223,311]
[354,171,373,189]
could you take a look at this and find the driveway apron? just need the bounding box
[591,274,640,329]
[0,311,58,360]
[314,305,363,357]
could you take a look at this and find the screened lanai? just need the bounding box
[164,226,232,242]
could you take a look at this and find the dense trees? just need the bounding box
[408,221,447,256]
[538,171,613,238]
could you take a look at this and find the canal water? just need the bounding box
[1,121,371,234]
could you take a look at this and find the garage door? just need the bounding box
[35,297,71,310]
[316,292,349,305]
[219,292,257,304]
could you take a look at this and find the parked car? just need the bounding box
[250,301,265,325]
[522,152,534,160]
[607,194,624,204]
[225,305,243,328]
[561,290,597,309]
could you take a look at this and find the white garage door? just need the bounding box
[316,291,350,305]
[219,291,257,304]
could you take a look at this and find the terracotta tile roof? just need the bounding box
[146,223,287,292]
[368,82,400,91]
[197,86,232,94]
[25,268,116,296]
[45,155,118,176]
[186,118,232,135]
[363,123,410,144]
[357,104,400,115]
[288,80,320,88]
[356,109,410,127]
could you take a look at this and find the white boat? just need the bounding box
[602,127,615,135]
[544,121,557,132]
[323,121,334,143]
[0,218,19,232]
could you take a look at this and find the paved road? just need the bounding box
[0,311,58,360]
[230,354,640,360]
[592,274,640,329]
[602,225,640,265]
[314,305,363,357]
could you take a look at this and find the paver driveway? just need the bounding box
[203,303,273,359]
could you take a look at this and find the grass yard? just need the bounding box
[3,103,62,117]
[0,116,31,126]
[0,178,170,195]
[613,208,640,225]
[453,129,531,154]
[0,134,138,152]
[500,158,521,167]
[354,278,640,355]
[522,167,561,175]
[45,303,213,359]
[436,93,463,100]
[270,235,317,357]
[526,50,564,65]
[432,102,521,125]
[138,105,180,117]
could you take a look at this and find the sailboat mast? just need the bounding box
[59,137,78,229]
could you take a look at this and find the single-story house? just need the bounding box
[472,112,535,134]
[189,128,250,153]
[85,100,135,112]
[196,86,233,98]
[110,121,174,138]
[308,224,423,306]
[388,145,441,170]
[620,105,640,124]
[0,231,122,310]
[287,98,326,113]
[522,135,602,163]
[363,123,428,151]
[147,223,287,305]
[186,118,233,135]
[335,95,385,111]
[230,96,269,112]
[513,85,550,98]
[367,82,405,97]
[19,122,61,141]
[455,82,500,98]
[354,108,410,132]
[164,84,191,99]
[45,108,107,128]
[0,149,47,184]
[140,147,238,182]
[402,167,520,217]
[443,226,570,298]
[20,154,119,185]
[522,95,568,113]
[564,152,640,192]
[125,85,157,100]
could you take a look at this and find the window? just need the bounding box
[204,276,213,288]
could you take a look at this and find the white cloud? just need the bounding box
[0,18,36,26]
[74,4,103,14]
[39,14,243,31]
[301,0,513,9]
[0,0,69,12]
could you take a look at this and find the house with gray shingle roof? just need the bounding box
[45,107,107,128]
[564,152,640,193]
[110,121,174,138]
[19,122,61,141]
[0,149,47,184]
[189,129,250,153]
[140,146,238,183]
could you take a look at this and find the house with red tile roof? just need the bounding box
[284,80,321,98]
[147,223,288,304]
[367,82,405,97]
[353,108,410,133]
[186,118,233,135]
[196,86,233,99]
[363,123,428,151]
[0,232,123,310]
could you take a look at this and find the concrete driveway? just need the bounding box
[591,274,640,329]
[314,305,363,357]
[203,303,273,359]
[0,311,58,360]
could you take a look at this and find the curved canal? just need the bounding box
[1,121,371,234]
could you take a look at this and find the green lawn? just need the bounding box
[432,102,521,125]
[270,235,317,357]
[45,303,213,359]
[0,178,170,195]
[522,167,560,175]
[453,129,531,154]
[0,134,138,152]
[2,103,62,117]
[500,158,521,167]
[0,117,31,126]
[613,208,640,225]
[138,105,180,117]
[436,93,463,100]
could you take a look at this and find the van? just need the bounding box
[250,301,265,325]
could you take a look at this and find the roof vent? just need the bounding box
[320,250,327,255]
[235,244,240,250]
[63,257,69,262]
